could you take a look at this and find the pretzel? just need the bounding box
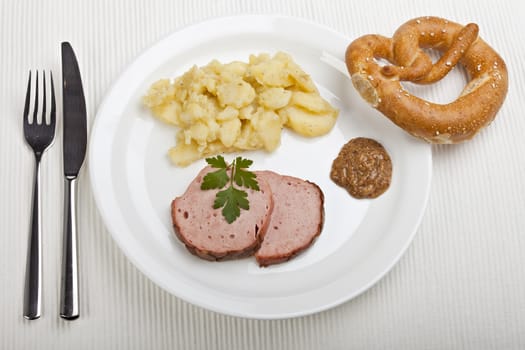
[345,17,508,143]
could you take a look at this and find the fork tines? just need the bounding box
[23,70,56,154]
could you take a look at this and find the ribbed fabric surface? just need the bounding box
[1,0,524,348]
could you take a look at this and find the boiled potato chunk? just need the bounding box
[216,80,255,108]
[282,106,337,137]
[169,141,231,167]
[258,87,292,110]
[216,106,239,121]
[234,121,263,150]
[291,92,333,113]
[185,121,208,145]
[150,101,180,125]
[143,79,174,107]
[168,143,202,167]
[287,62,317,92]
[255,110,282,151]
[248,59,293,87]
[220,61,248,79]
[219,118,241,147]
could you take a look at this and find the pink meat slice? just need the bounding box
[171,166,273,261]
[254,171,324,267]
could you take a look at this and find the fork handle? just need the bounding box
[60,176,79,320]
[24,155,42,320]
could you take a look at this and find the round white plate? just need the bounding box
[89,15,432,319]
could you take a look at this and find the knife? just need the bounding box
[60,42,86,320]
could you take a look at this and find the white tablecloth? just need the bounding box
[2,0,524,348]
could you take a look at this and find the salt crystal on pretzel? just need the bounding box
[345,16,508,143]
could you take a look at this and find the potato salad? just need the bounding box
[143,52,339,166]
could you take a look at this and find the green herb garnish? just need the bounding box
[201,156,260,223]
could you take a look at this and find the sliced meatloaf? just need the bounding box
[171,166,274,261]
[254,171,324,267]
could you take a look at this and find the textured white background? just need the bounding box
[1,0,525,349]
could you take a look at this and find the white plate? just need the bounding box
[89,15,432,319]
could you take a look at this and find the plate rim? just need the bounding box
[89,14,432,319]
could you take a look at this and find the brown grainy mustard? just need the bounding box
[330,137,392,199]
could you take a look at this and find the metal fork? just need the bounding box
[23,71,56,320]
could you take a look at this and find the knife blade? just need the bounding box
[60,42,86,320]
[62,42,87,176]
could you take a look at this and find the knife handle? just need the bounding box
[60,176,79,320]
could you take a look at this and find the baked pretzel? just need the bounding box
[345,16,508,143]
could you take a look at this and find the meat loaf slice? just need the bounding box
[254,171,324,267]
[171,166,273,261]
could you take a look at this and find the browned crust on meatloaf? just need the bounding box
[171,199,271,261]
[254,172,325,267]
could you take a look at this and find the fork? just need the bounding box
[23,71,56,320]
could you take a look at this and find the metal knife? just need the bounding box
[60,42,86,320]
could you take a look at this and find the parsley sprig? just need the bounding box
[201,156,259,224]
